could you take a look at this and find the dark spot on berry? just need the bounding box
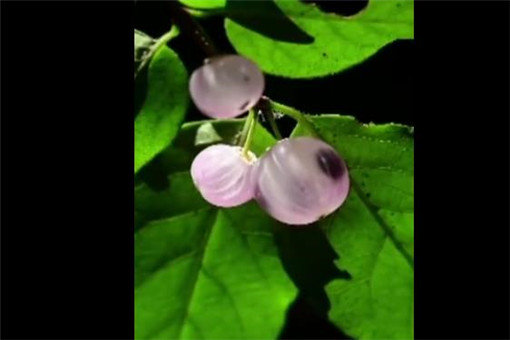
[242,74,250,82]
[239,100,250,111]
[316,149,344,179]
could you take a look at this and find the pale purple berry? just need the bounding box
[191,144,257,207]
[189,55,265,119]
[253,137,350,225]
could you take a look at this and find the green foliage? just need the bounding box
[179,0,226,9]
[134,38,189,173]
[135,114,414,339]
[225,0,414,78]
[134,2,414,338]
[293,116,414,339]
[135,121,297,339]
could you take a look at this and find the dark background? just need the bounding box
[1,1,508,340]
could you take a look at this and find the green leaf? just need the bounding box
[194,122,223,145]
[225,0,414,78]
[292,115,414,339]
[136,107,414,339]
[134,45,189,173]
[179,0,226,9]
[135,172,210,231]
[135,119,297,339]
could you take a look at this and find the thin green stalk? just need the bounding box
[135,25,180,78]
[242,109,257,160]
[153,25,181,53]
[184,7,226,18]
[266,110,283,140]
[257,100,283,140]
[269,101,320,138]
[238,111,252,146]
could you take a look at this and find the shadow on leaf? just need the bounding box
[226,0,314,44]
[301,0,368,17]
[273,223,353,339]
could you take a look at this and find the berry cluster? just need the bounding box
[189,55,350,225]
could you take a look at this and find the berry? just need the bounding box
[189,55,265,119]
[253,137,350,225]
[191,144,257,207]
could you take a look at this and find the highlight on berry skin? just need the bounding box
[189,55,265,119]
[252,137,350,225]
[190,144,257,208]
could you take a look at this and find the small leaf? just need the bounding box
[134,46,189,173]
[134,29,155,64]
[194,122,223,146]
[225,0,414,78]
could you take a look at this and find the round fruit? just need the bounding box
[189,55,265,119]
[253,137,350,225]
[191,144,257,207]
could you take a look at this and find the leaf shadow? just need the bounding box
[300,0,369,17]
[225,0,314,44]
[273,223,353,339]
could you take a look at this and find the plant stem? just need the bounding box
[266,110,283,140]
[168,1,219,57]
[154,25,181,52]
[269,101,320,138]
[242,109,257,159]
[183,7,226,18]
[238,113,252,146]
[256,97,282,140]
[135,25,180,79]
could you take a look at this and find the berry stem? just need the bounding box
[256,97,283,140]
[242,109,257,160]
[135,25,180,79]
[183,7,226,18]
[269,101,321,138]
[154,25,181,53]
[266,109,283,140]
[238,112,252,146]
[168,1,219,57]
